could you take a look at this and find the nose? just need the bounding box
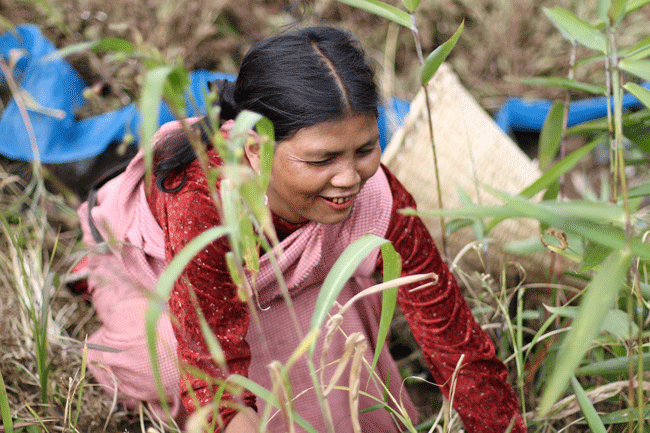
[330,161,361,189]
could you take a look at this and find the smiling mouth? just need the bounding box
[323,196,353,204]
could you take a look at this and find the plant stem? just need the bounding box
[409,14,448,258]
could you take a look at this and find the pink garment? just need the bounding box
[244,163,418,432]
[76,120,201,417]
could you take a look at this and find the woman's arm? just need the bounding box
[377,165,526,433]
[151,154,257,429]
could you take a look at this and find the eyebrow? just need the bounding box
[304,135,380,159]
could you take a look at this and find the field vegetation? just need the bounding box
[1,0,649,432]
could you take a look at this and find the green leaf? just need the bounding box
[571,376,607,433]
[623,82,650,111]
[622,110,650,153]
[420,20,464,85]
[39,37,134,63]
[520,136,602,198]
[539,250,632,415]
[0,369,14,433]
[335,0,411,27]
[93,37,134,52]
[145,226,233,416]
[456,186,484,240]
[621,35,650,59]
[162,66,189,118]
[598,0,611,23]
[580,242,613,272]
[518,77,607,95]
[576,352,650,375]
[140,66,176,179]
[229,375,319,433]
[310,234,390,346]
[401,0,421,13]
[608,0,627,25]
[371,243,401,373]
[619,59,650,81]
[538,101,566,170]
[544,305,637,340]
[625,0,650,15]
[628,180,650,198]
[543,7,607,53]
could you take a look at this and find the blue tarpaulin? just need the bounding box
[0,24,409,163]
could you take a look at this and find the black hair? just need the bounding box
[153,26,379,192]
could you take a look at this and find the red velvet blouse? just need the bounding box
[147,149,526,433]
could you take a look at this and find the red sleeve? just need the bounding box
[377,165,526,433]
[150,153,256,430]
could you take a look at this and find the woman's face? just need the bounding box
[266,114,381,225]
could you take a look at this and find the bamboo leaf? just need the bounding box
[518,77,606,95]
[621,35,650,59]
[371,243,401,373]
[544,306,637,340]
[335,0,411,27]
[623,82,650,111]
[401,0,421,13]
[520,136,602,198]
[608,0,627,25]
[420,20,464,85]
[538,101,566,170]
[539,250,632,415]
[571,376,607,433]
[310,234,389,343]
[576,352,650,375]
[543,7,607,53]
[598,0,611,23]
[580,241,613,272]
[628,180,650,198]
[625,0,650,15]
[619,59,650,81]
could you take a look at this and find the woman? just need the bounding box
[76,26,526,432]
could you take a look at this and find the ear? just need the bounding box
[244,136,261,172]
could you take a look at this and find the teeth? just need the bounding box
[331,197,351,204]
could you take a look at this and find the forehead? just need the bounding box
[282,115,379,153]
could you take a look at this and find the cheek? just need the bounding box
[360,151,382,180]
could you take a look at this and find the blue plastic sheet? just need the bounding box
[0,24,409,163]
[496,82,650,134]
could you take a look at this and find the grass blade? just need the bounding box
[576,352,650,376]
[0,369,14,433]
[539,249,632,415]
[334,0,411,28]
[370,243,401,373]
[229,374,319,433]
[145,226,233,416]
[571,376,607,433]
[310,234,389,346]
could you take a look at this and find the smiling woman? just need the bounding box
[249,115,381,225]
[73,26,527,433]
